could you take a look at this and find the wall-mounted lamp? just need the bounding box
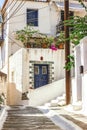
[40,56,43,61]
[80,65,84,74]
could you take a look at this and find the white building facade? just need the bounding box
[0,0,86,106]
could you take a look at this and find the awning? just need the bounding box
[0,71,7,77]
[56,2,85,11]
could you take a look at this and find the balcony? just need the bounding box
[56,20,74,35]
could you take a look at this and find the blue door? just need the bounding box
[34,64,48,88]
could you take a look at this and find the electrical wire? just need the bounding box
[3,0,18,23]
[3,0,26,24]
[8,18,38,25]
[12,5,49,18]
[1,0,50,25]
[6,0,18,15]
[3,4,49,25]
[1,1,50,43]
[4,31,23,47]
[4,0,26,24]
[0,1,52,58]
[2,0,16,16]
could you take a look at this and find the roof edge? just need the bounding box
[1,0,8,12]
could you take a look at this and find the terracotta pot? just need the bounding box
[58,44,64,49]
[27,45,31,48]
[42,43,48,48]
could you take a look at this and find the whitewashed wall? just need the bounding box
[72,37,87,114]
[74,45,82,102]
[8,48,65,105]
[0,47,2,69]
[1,0,86,74]
[28,79,65,106]
[8,1,59,35]
[8,49,23,105]
[80,37,87,115]
[1,1,60,67]
[22,48,65,92]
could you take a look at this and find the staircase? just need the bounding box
[44,93,66,108]
[28,79,65,106]
[1,106,61,130]
[44,94,82,113]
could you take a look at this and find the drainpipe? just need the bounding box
[64,0,71,105]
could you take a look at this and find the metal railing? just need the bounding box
[56,21,64,34]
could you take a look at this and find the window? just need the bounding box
[27,9,38,26]
[61,10,74,31]
[42,66,47,74]
[34,66,39,75]
[11,71,14,82]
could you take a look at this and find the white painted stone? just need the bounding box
[50,100,59,107]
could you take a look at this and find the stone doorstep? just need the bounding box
[0,106,7,130]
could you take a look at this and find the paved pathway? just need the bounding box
[1,106,62,130]
[50,105,87,130]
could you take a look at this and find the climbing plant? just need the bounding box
[61,1,87,71]
[64,15,87,45]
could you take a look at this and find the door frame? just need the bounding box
[29,61,54,89]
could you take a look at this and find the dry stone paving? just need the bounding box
[1,106,62,130]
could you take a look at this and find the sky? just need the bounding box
[0,0,5,8]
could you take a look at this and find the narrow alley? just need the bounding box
[1,106,62,130]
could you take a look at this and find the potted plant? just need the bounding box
[16,26,37,48]
[41,36,54,48]
[56,31,65,49]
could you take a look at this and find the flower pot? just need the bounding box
[27,45,31,48]
[58,44,64,49]
[42,43,48,48]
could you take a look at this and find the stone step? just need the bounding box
[3,125,59,128]
[2,127,59,130]
[2,106,61,130]
[3,124,59,129]
[72,101,82,111]
[44,94,66,108]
